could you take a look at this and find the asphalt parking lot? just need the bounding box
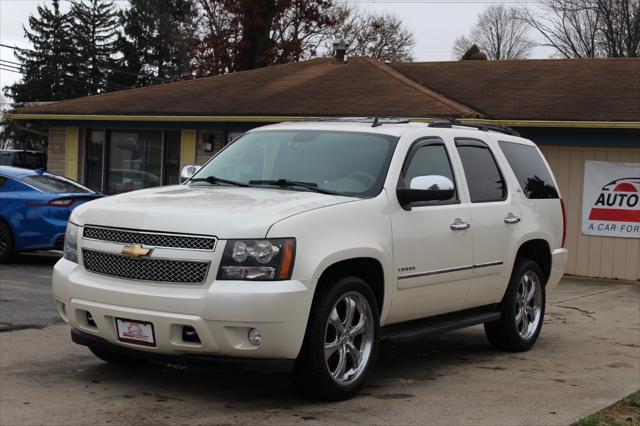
[1,254,639,425]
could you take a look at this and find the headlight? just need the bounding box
[63,222,79,263]
[218,239,295,280]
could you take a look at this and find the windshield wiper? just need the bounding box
[249,179,338,195]
[189,176,250,187]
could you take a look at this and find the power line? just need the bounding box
[0,58,131,92]
[0,43,170,83]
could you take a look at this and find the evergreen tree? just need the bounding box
[117,0,198,86]
[71,0,121,95]
[5,0,80,102]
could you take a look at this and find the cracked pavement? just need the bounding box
[1,255,639,425]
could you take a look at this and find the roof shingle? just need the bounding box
[14,57,479,118]
[391,58,640,122]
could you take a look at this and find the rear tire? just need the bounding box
[484,258,546,352]
[292,275,380,401]
[88,346,149,366]
[0,220,15,263]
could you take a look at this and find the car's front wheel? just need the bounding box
[0,220,15,263]
[292,275,380,401]
[485,258,546,352]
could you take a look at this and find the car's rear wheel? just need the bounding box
[292,275,379,401]
[485,258,545,352]
[88,346,149,366]
[0,220,15,263]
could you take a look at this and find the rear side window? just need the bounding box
[455,139,507,203]
[21,175,91,193]
[498,141,559,199]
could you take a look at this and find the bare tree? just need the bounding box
[520,0,602,57]
[453,5,535,60]
[521,0,639,58]
[333,6,415,62]
[271,0,342,63]
[595,0,640,57]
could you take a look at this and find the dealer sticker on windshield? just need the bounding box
[116,318,156,347]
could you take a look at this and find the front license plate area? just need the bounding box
[116,318,156,347]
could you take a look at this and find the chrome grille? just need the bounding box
[83,249,209,284]
[83,226,216,250]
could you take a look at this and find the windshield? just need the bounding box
[22,174,93,193]
[191,130,398,197]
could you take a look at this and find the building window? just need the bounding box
[85,129,182,194]
[85,130,105,192]
[164,131,181,185]
[226,131,244,145]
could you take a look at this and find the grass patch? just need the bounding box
[574,391,640,426]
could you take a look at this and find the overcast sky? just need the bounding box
[0,0,555,104]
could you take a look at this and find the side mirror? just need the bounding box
[397,175,455,207]
[180,165,202,183]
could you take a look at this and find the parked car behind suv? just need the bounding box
[52,120,568,400]
[0,166,102,262]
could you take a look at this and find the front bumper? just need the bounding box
[53,258,314,360]
[71,328,294,372]
[547,248,569,290]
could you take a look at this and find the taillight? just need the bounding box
[560,198,567,248]
[26,198,77,208]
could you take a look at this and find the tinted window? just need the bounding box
[456,139,506,203]
[499,141,559,199]
[0,176,6,188]
[402,142,457,201]
[22,175,92,193]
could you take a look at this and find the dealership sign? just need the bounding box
[582,161,640,238]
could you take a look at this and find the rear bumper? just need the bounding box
[71,328,294,372]
[547,248,569,290]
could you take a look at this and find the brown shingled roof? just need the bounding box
[13,57,480,118]
[391,58,640,122]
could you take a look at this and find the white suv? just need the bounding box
[53,120,568,400]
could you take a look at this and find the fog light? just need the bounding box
[248,328,262,347]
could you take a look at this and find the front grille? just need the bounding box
[83,226,216,250]
[83,249,209,284]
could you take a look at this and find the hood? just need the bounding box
[71,185,355,238]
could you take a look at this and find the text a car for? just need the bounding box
[52,121,568,400]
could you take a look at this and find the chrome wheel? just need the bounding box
[324,291,374,385]
[515,271,542,340]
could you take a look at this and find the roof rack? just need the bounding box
[428,119,520,137]
[313,117,411,127]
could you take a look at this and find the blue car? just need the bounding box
[0,166,102,262]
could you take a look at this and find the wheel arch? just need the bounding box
[514,239,552,284]
[314,256,386,316]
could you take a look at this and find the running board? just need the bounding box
[380,307,501,344]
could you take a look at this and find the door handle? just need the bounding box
[450,218,471,231]
[504,213,521,224]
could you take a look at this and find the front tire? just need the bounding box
[0,220,15,263]
[484,258,546,352]
[292,275,380,401]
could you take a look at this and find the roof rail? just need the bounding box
[313,117,411,127]
[428,119,520,137]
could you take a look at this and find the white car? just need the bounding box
[53,119,568,400]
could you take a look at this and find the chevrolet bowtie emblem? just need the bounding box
[121,244,152,258]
